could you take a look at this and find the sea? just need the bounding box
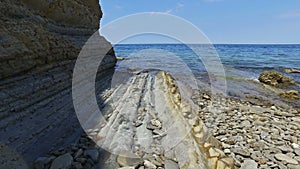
[112,44,300,106]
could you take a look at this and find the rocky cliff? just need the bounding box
[0,0,116,164]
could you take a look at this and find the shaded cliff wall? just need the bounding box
[0,0,116,162]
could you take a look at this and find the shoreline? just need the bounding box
[31,69,300,169]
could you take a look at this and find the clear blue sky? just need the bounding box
[100,0,300,44]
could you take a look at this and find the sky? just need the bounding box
[100,0,300,44]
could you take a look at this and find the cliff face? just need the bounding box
[0,0,115,78]
[0,0,116,162]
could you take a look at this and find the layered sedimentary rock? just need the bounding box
[0,0,116,163]
[79,71,234,169]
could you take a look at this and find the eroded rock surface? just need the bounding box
[0,0,116,163]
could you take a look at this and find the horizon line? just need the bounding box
[113,43,300,45]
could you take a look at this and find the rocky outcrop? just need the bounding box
[0,0,116,163]
[0,0,115,78]
[32,71,234,169]
[258,71,295,88]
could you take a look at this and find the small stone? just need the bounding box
[278,146,293,153]
[241,120,251,127]
[292,143,300,149]
[203,94,211,100]
[152,130,166,137]
[84,149,99,162]
[147,119,162,130]
[144,160,156,169]
[151,119,162,128]
[291,136,298,143]
[240,159,258,169]
[224,149,231,154]
[232,148,250,157]
[50,153,73,169]
[221,143,231,149]
[118,167,135,169]
[294,148,300,156]
[275,153,298,165]
[258,158,267,165]
[117,150,143,167]
[193,126,201,133]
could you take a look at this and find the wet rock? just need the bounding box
[50,153,73,169]
[258,71,295,88]
[279,90,299,100]
[116,57,128,61]
[284,68,300,73]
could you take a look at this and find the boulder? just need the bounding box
[258,71,295,88]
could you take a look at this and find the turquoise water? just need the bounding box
[113,44,300,84]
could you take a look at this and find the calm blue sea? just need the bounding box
[113,44,300,83]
